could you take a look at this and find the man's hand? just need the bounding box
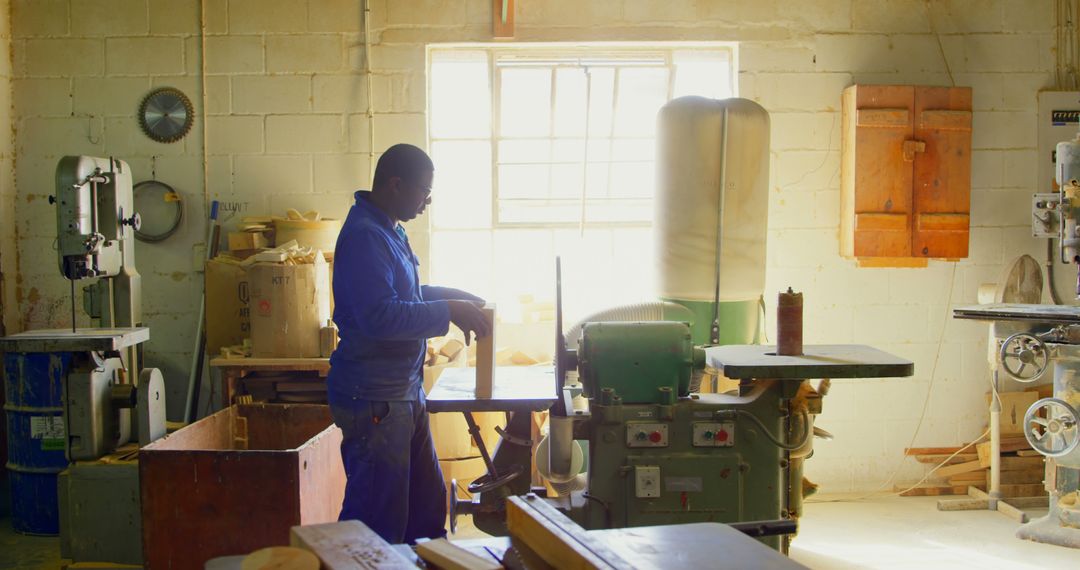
[447,300,492,345]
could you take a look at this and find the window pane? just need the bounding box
[500,68,552,137]
[550,163,584,199]
[554,68,587,137]
[430,230,493,300]
[430,51,490,138]
[609,162,654,199]
[613,67,668,137]
[611,138,654,162]
[587,68,615,136]
[431,140,492,229]
[498,164,550,200]
[492,229,553,308]
[499,139,551,164]
[673,50,733,99]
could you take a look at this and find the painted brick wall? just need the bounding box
[0,0,13,337]
[7,0,1055,491]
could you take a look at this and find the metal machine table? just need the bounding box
[707,344,915,379]
[0,327,149,353]
[405,522,806,569]
[427,366,557,493]
[953,303,1080,324]
[427,366,557,413]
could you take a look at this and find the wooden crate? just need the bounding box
[140,404,344,569]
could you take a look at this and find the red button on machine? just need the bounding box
[648,431,663,443]
[715,430,729,442]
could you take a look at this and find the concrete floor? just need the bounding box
[0,495,1077,569]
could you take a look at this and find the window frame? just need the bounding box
[427,42,739,230]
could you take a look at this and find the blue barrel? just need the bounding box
[3,351,71,535]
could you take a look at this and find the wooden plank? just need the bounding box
[934,459,983,478]
[897,484,980,497]
[842,84,916,260]
[999,483,1046,498]
[1025,384,1054,399]
[918,109,972,131]
[855,108,910,128]
[1002,496,1049,508]
[506,495,629,569]
[977,439,1032,467]
[240,547,319,570]
[911,86,972,259]
[290,521,414,570]
[998,455,1044,471]
[991,468,1044,485]
[947,470,987,485]
[905,446,965,456]
[415,538,504,570]
[995,500,1028,523]
[916,213,969,231]
[855,212,909,231]
[914,453,977,464]
[475,305,496,399]
[856,257,928,268]
[1016,449,1043,457]
[937,498,988,511]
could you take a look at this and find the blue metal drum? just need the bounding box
[3,352,71,535]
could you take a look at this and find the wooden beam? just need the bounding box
[506,495,630,569]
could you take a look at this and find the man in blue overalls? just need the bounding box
[328,143,491,544]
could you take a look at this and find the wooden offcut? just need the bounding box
[241,547,320,570]
[475,305,496,399]
[290,520,414,570]
[934,460,983,478]
[415,538,504,570]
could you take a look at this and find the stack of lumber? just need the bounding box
[241,372,326,403]
[899,436,1045,497]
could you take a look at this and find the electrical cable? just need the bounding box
[725,410,811,451]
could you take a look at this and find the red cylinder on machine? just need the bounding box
[777,287,803,356]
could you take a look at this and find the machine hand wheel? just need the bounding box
[999,333,1049,382]
[1023,397,1080,458]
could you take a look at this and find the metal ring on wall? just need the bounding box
[133,180,184,243]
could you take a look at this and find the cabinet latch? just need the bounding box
[902,140,927,161]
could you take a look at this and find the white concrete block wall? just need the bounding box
[6,0,1056,492]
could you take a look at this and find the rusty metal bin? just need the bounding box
[140,404,344,568]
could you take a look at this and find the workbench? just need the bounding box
[209,357,330,406]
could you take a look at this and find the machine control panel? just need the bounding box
[626,423,669,447]
[692,422,735,447]
[634,465,661,498]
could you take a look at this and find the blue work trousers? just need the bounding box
[329,387,447,544]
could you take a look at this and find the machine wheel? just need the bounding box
[999,333,1049,383]
[467,463,524,494]
[1024,398,1080,458]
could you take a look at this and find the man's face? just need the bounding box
[393,169,433,222]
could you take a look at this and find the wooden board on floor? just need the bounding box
[999,483,1046,498]
[905,446,964,456]
[290,520,415,569]
[991,468,1045,485]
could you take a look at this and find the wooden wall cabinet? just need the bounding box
[841,84,973,267]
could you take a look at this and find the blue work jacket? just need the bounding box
[328,191,477,402]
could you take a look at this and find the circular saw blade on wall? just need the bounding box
[139,87,194,143]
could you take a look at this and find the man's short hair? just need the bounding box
[372,144,434,189]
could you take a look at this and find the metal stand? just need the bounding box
[462,411,523,493]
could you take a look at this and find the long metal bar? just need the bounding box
[711,108,729,345]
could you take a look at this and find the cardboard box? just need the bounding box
[228,231,269,251]
[205,259,250,354]
[248,258,331,358]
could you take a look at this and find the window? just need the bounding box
[427,43,737,323]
